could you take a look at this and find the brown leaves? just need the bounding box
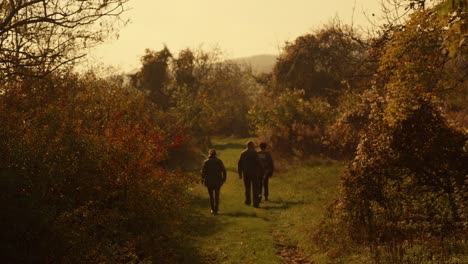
[273,229,313,264]
[0,72,192,261]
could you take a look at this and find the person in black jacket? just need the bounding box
[238,141,262,207]
[201,149,227,215]
[258,142,274,201]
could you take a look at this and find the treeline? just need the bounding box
[0,49,258,261]
[249,21,379,158]
[0,0,263,261]
[129,47,259,146]
[248,1,467,263]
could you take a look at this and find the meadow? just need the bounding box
[177,137,351,264]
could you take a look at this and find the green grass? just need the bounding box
[173,137,467,264]
[178,137,345,263]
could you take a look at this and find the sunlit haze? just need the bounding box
[88,0,383,72]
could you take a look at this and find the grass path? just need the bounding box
[179,138,344,264]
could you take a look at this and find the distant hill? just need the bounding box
[229,54,277,74]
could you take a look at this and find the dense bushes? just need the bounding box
[317,3,468,262]
[335,98,467,258]
[0,72,191,262]
[325,90,372,159]
[249,89,334,156]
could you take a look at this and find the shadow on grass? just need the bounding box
[221,211,258,218]
[260,200,304,210]
[213,142,245,150]
[170,194,231,264]
[186,195,227,235]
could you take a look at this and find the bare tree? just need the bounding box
[0,0,128,78]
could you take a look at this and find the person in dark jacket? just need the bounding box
[238,141,262,207]
[258,142,274,201]
[201,149,227,215]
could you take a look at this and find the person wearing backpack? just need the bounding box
[201,149,227,215]
[258,142,274,201]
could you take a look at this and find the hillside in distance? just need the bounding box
[229,54,277,74]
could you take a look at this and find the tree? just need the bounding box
[170,48,255,137]
[0,0,128,78]
[173,48,196,87]
[273,22,374,102]
[132,47,173,109]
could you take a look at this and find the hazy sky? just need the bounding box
[88,0,383,72]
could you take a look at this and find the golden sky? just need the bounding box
[88,0,383,72]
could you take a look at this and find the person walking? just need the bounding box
[258,142,274,201]
[238,141,262,207]
[201,149,227,215]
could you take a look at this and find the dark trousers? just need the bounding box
[207,186,221,212]
[261,176,270,200]
[243,174,261,206]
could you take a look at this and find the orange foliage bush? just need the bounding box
[0,72,191,262]
[318,5,468,262]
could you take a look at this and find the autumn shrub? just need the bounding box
[446,109,468,129]
[325,89,372,159]
[0,72,192,262]
[249,89,334,157]
[317,4,468,263]
[316,95,467,263]
[340,98,466,238]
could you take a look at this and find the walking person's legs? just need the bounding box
[243,176,251,205]
[253,176,261,207]
[257,177,263,202]
[263,176,269,201]
[207,187,215,213]
[214,186,220,213]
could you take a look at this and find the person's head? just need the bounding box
[247,141,255,150]
[209,149,216,157]
[259,142,267,150]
